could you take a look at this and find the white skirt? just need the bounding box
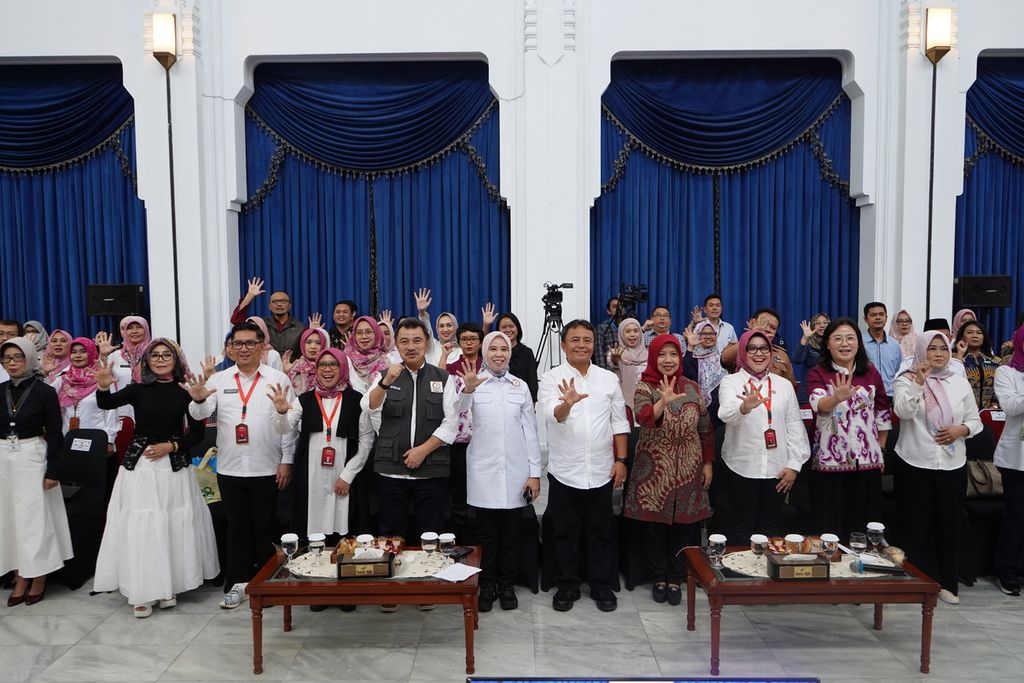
[93,454,220,605]
[0,437,74,578]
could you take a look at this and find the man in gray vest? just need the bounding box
[361,317,459,539]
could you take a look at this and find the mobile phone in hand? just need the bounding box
[522,486,535,504]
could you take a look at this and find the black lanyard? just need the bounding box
[5,380,36,433]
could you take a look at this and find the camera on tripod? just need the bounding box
[542,281,574,322]
[617,282,648,319]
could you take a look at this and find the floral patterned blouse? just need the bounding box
[806,366,892,472]
[624,377,714,525]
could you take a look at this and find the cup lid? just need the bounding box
[784,533,804,542]
[420,531,439,540]
[308,532,326,541]
[750,534,768,543]
[867,522,885,531]
[820,533,839,542]
[281,533,299,542]
[439,533,456,541]
[708,533,727,543]
[356,534,374,543]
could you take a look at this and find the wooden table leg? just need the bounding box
[873,603,884,630]
[463,599,477,674]
[686,568,696,631]
[251,597,264,675]
[283,604,292,632]
[709,597,722,676]
[920,595,936,674]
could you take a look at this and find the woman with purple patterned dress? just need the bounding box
[806,318,892,542]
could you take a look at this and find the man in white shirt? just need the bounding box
[690,294,738,352]
[184,321,296,607]
[538,319,630,612]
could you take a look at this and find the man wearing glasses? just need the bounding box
[229,277,305,357]
[184,321,297,609]
[641,306,687,349]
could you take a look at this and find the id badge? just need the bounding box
[234,423,249,445]
[6,434,19,452]
[69,416,81,431]
[321,446,336,467]
[764,428,778,449]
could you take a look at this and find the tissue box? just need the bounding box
[766,553,830,581]
[337,552,395,579]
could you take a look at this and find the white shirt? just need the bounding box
[458,371,542,508]
[188,364,297,477]
[50,375,119,444]
[712,320,739,352]
[107,348,136,422]
[425,338,462,368]
[359,364,460,480]
[0,366,8,383]
[892,373,982,470]
[539,362,630,490]
[346,357,371,396]
[273,394,374,535]
[718,370,810,478]
[994,366,1024,471]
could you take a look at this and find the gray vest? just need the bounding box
[373,364,450,478]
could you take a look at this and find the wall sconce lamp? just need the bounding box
[923,6,953,316]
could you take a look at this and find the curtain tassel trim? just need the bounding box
[963,116,1024,178]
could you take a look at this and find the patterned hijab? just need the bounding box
[692,320,727,403]
[119,316,152,383]
[288,328,329,394]
[313,348,350,398]
[345,316,390,383]
[44,329,73,382]
[57,337,100,408]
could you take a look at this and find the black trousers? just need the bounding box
[472,506,520,588]
[995,466,1024,580]
[217,474,279,590]
[716,462,788,542]
[449,443,469,531]
[810,468,883,544]
[893,458,966,594]
[643,520,700,585]
[547,474,615,592]
[377,476,449,540]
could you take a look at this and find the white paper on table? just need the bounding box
[353,548,385,560]
[433,563,482,583]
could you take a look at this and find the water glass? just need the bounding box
[356,533,374,552]
[866,522,885,555]
[439,532,456,557]
[849,532,868,555]
[750,534,768,572]
[281,533,299,565]
[421,531,439,555]
[308,532,326,566]
[784,533,805,555]
[707,533,727,568]
[820,533,839,561]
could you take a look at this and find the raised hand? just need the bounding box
[308,313,323,329]
[94,331,119,358]
[609,345,624,366]
[800,320,813,341]
[954,340,968,360]
[41,355,56,376]
[88,356,116,390]
[558,377,589,406]
[737,383,769,414]
[25,331,39,346]
[414,288,432,313]
[384,362,404,384]
[691,305,704,324]
[481,302,497,329]
[281,350,295,374]
[457,358,489,393]
[379,309,393,326]
[200,355,217,383]
[179,372,216,402]
[683,327,698,350]
[658,374,683,403]
[914,362,930,386]
[829,370,854,403]
[247,277,265,300]
[267,382,291,414]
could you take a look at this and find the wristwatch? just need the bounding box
[614,455,628,464]
[378,380,392,390]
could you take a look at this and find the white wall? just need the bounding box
[2,0,1021,362]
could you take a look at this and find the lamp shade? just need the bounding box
[152,13,177,69]
[925,7,952,64]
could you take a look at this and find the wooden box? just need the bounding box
[337,552,395,579]
[766,552,830,581]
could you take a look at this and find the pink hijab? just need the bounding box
[951,309,976,338]
[44,329,73,383]
[57,337,99,408]
[313,348,350,398]
[288,328,329,394]
[344,316,389,383]
[119,316,152,383]
[901,330,955,432]
[888,309,918,359]
[246,316,274,364]
[736,330,772,379]
[1008,324,1024,373]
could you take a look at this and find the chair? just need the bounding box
[57,429,110,590]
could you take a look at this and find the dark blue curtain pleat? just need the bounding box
[965,57,1024,158]
[603,58,843,165]
[247,62,494,170]
[0,65,146,335]
[239,61,508,323]
[592,59,857,385]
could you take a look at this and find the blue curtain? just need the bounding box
[592,58,859,371]
[955,57,1024,346]
[240,61,509,323]
[0,64,147,336]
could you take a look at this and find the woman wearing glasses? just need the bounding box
[805,318,891,541]
[92,339,219,618]
[0,337,73,606]
[717,330,810,541]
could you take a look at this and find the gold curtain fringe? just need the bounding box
[963,116,1024,178]
[0,115,136,182]
[242,100,508,212]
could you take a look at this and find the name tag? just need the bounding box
[223,388,239,394]
[989,411,1006,422]
[430,381,443,393]
[70,438,93,452]
[800,409,813,420]
[119,364,130,369]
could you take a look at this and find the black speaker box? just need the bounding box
[86,284,146,317]
[956,275,1012,309]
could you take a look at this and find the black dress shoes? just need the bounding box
[498,584,518,610]
[552,588,579,611]
[592,588,617,612]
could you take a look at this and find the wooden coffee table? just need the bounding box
[682,546,940,676]
[246,546,481,675]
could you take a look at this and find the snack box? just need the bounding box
[337,552,395,579]
[331,536,404,563]
[766,552,830,581]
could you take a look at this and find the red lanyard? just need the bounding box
[315,393,341,444]
[234,372,261,421]
[748,376,773,426]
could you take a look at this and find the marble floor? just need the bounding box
[1,571,1022,683]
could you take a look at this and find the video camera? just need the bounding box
[542,281,574,323]
[616,282,648,319]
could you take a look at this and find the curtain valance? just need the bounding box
[965,57,1024,173]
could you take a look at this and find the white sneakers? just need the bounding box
[938,588,960,605]
[219,582,249,609]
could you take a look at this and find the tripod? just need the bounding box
[535,315,564,370]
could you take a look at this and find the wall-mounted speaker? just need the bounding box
[86,284,146,317]
[955,275,1012,309]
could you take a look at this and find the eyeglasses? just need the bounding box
[1,353,25,363]
[745,345,771,356]
[698,331,717,337]
[229,340,260,350]
[0,331,17,339]
[269,298,289,305]
[317,361,341,370]
[896,318,912,324]
[148,352,175,361]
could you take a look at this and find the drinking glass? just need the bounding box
[820,533,839,561]
[308,532,326,566]
[707,533,727,568]
[439,533,456,557]
[356,533,374,552]
[750,534,768,573]
[281,533,299,566]
[421,531,439,555]
[849,532,868,555]
[866,522,885,555]
[784,533,805,555]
